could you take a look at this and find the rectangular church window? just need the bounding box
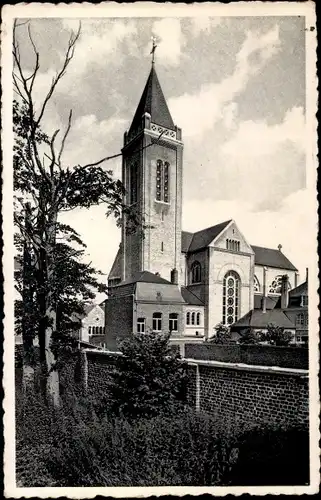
[164,162,170,203]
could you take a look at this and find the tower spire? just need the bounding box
[150,35,157,65]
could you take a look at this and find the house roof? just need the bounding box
[185,220,232,253]
[233,308,295,330]
[129,66,175,136]
[117,270,172,287]
[251,245,298,271]
[108,248,121,279]
[181,231,194,253]
[289,280,307,298]
[254,294,279,310]
[181,287,204,306]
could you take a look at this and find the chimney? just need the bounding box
[281,274,289,309]
[261,267,267,313]
[170,268,178,285]
[306,267,309,283]
[278,244,282,252]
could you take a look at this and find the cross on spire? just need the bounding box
[150,35,157,65]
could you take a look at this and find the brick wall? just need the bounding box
[184,343,308,369]
[15,346,309,428]
[192,361,308,426]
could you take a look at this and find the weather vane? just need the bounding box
[150,35,157,64]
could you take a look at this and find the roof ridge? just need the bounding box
[192,219,232,236]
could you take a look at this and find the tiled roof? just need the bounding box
[254,294,279,310]
[251,245,297,271]
[233,308,295,330]
[118,270,172,286]
[129,66,175,135]
[289,280,307,297]
[108,248,121,279]
[181,287,204,305]
[185,220,232,253]
[181,231,194,253]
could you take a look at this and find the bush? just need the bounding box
[210,323,233,344]
[45,404,240,486]
[260,324,293,346]
[238,328,260,345]
[16,391,309,487]
[109,331,189,418]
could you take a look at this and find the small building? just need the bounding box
[76,303,106,348]
[233,272,309,345]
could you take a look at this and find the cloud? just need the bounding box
[150,18,184,66]
[168,25,281,137]
[60,113,126,174]
[182,189,314,283]
[189,17,225,37]
[60,19,138,86]
[221,106,305,157]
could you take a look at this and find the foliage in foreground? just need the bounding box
[109,332,189,418]
[16,391,309,488]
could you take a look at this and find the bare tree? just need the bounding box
[13,20,142,405]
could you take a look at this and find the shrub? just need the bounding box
[261,324,293,346]
[109,331,189,418]
[210,323,234,344]
[238,328,260,345]
[45,405,240,486]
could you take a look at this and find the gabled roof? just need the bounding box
[108,248,121,279]
[233,308,295,330]
[181,287,204,306]
[117,270,172,287]
[129,66,175,136]
[186,220,232,253]
[289,280,307,298]
[251,245,297,271]
[254,294,279,310]
[181,231,194,253]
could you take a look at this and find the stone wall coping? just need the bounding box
[184,358,309,377]
[84,349,123,356]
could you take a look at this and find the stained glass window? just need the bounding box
[156,159,170,203]
[191,261,201,283]
[254,275,260,292]
[223,271,241,325]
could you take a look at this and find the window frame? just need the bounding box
[169,313,178,332]
[191,261,202,284]
[223,270,241,326]
[137,317,146,334]
[152,312,162,332]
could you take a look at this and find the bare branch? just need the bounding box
[48,129,60,176]
[27,23,40,95]
[58,109,72,164]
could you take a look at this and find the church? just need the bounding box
[105,60,299,351]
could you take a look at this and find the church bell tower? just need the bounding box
[121,55,183,283]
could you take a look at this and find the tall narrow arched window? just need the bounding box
[191,261,201,284]
[88,326,92,335]
[191,312,195,325]
[223,271,241,325]
[196,312,200,325]
[186,312,190,325]
[254,275,260,293]
[155,159,170,203]
[156,160,162,201]
[163,162,170,202]
[130,163,138,205]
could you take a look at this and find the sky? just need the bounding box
[14,15,315,301]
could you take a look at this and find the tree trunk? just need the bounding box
[37,208,60,407]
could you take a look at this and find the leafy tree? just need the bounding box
[12,20,146,404]
[109,332,189,418]
[210,323,234,344]
[14,223,106,366]
[238,328,260,345]
[260,324,293,347]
